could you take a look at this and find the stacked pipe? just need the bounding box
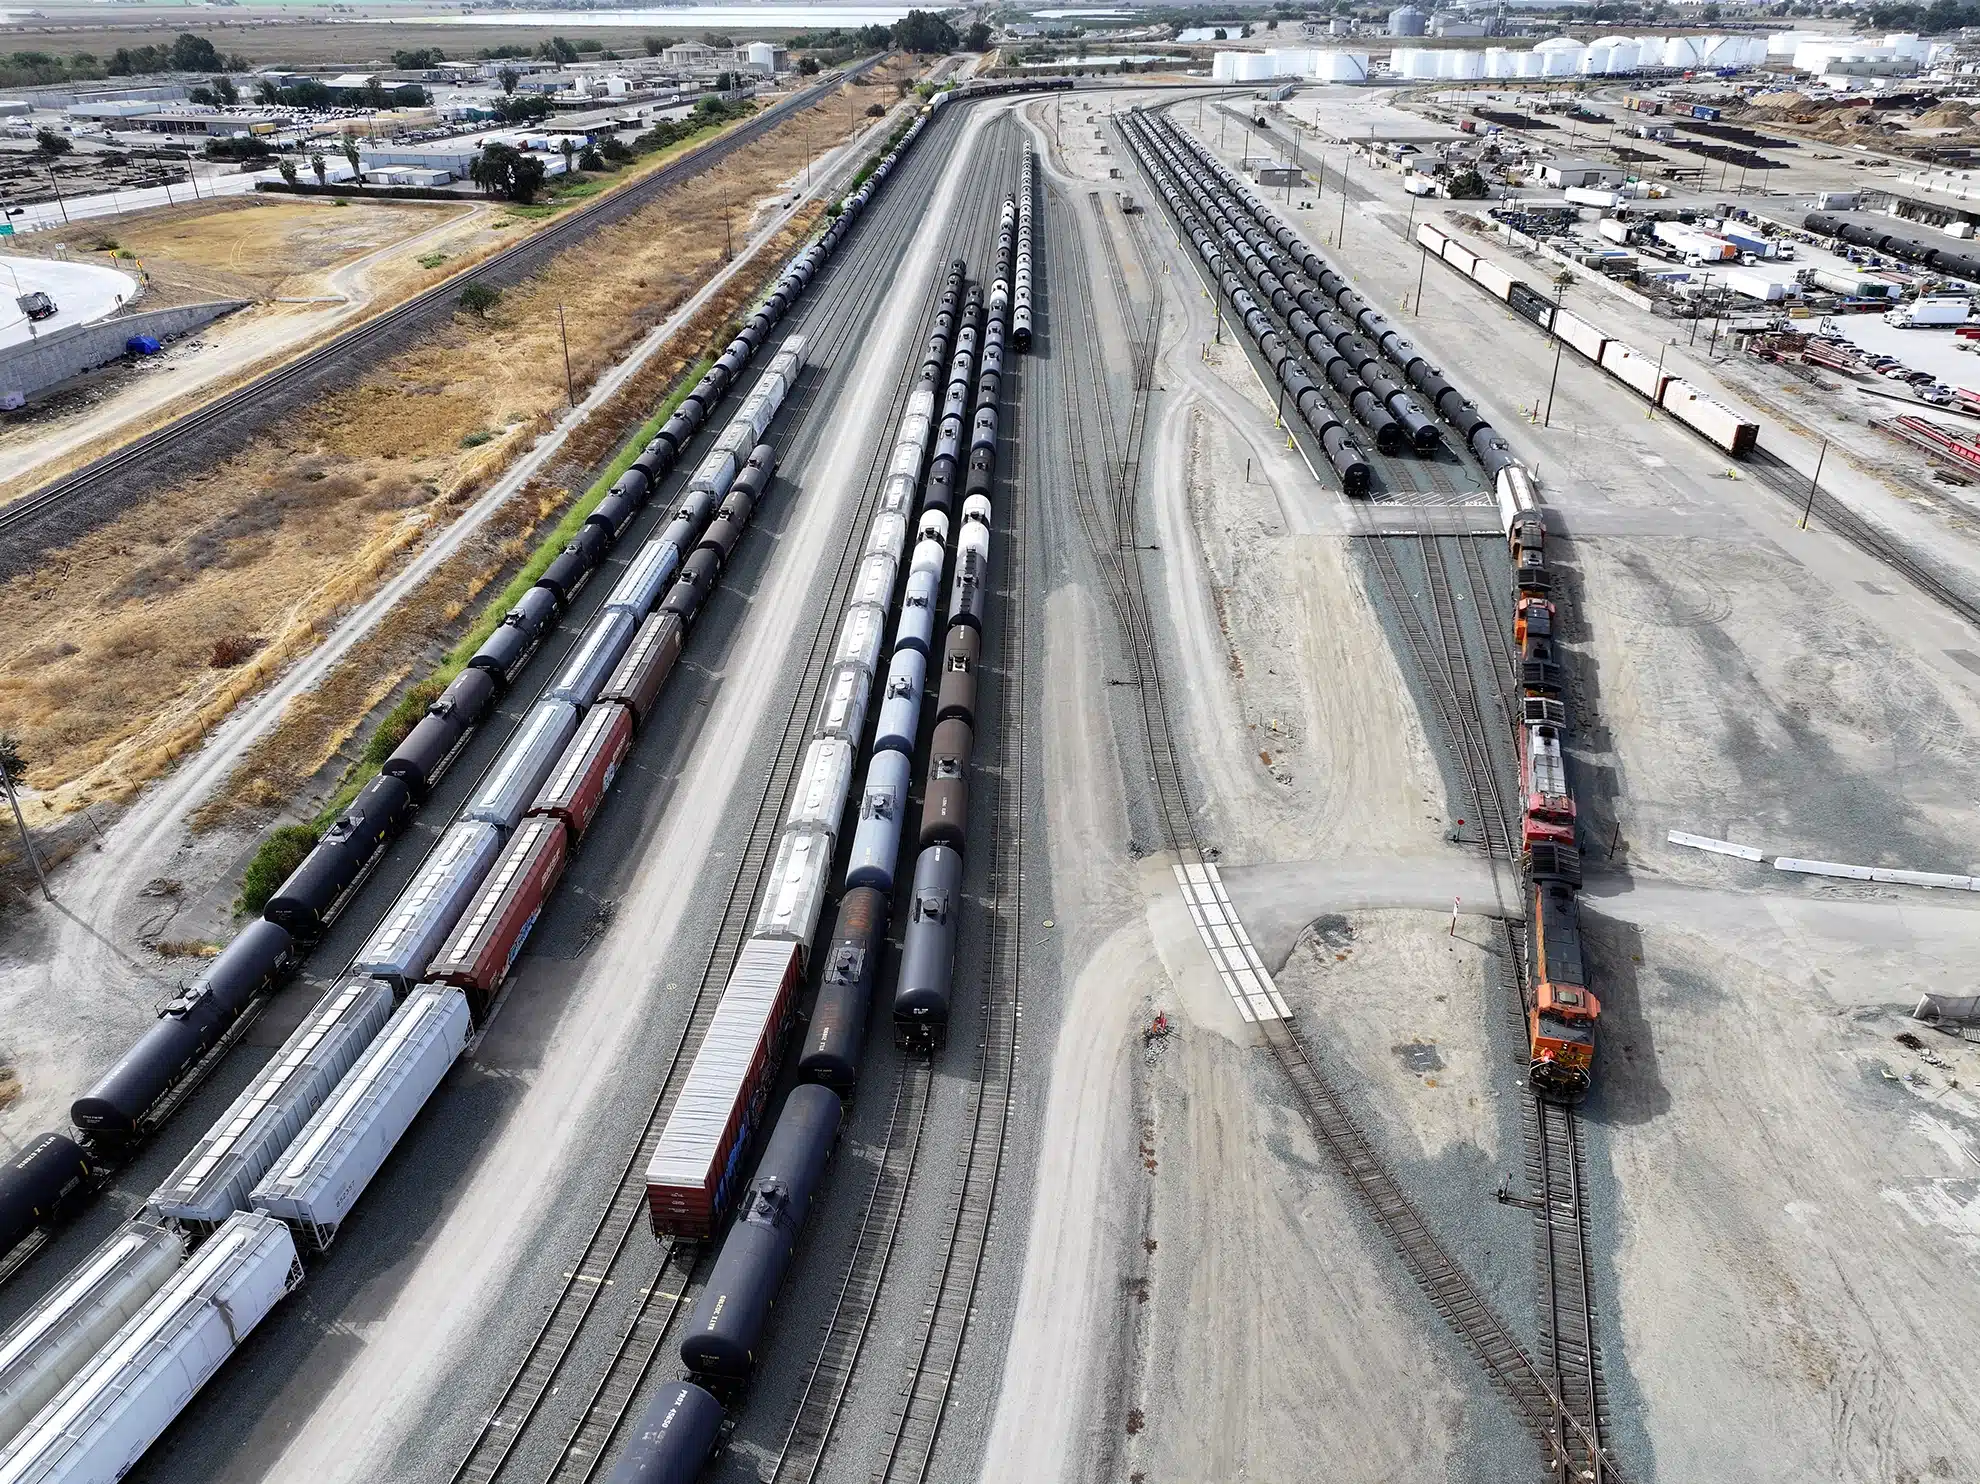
[1118,114,1371,496]
[1012,152,1036,352]
[1137,112,1521,480]
[894,199,1014,1054]
[675,260,970,1403]
[0,82,962,1484]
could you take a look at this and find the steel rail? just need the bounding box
[1124,100,1629,1484]
[0,60,882,555]
[764,112,1029,1482]
[445,97,975,1484]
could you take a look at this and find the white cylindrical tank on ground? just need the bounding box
[1484,47,1516,77]
[0,1223,184,1451]
[1538,38,1585,75]
[249,985,472,1252]
[0,1211,299,1484]
[1315,51,1368,81]
[1516,50,1545,77]
[1582,41,1613,74]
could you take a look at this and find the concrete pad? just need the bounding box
[0,253,138,349]
[1220,854,1512,972]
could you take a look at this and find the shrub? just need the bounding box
[362,676,444,768]
[238,823,321,913]
[459,281,501,318]
[461,428,494,447]
[208,635,258,668]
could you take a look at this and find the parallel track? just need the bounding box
[447,98,981,1484]
[0,60,881,561]
[1121,110,1626,1482]
[764,115,1028,1484]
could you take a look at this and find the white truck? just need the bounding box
[1652,220,1736,265]
[1885,296,1970,328]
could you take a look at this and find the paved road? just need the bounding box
[0,253,139,349]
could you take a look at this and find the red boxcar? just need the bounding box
[644,939,802,1237]
[424,814,567,1017]
[528,700,633,842]
[598,611,685,725]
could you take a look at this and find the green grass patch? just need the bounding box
[503,204,556,222]
[461,429,494,448]
[238,823,323,915]
[419,250,450,269]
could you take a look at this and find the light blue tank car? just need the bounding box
[845,750,912,893]
[872,648,927,756]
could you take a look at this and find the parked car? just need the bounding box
[16,291,55,322]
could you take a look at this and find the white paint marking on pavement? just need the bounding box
[1171,862,1290,1023]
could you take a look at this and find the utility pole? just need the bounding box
[0,745,50,903]
[1337,146,1349,243]
[1414,239,1430,312]
[1543,274,1569,427]
[46,166,68,225]
[558,304,574,408]
[1800,437,1827,529]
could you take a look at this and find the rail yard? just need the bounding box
[3,38,1980,1484]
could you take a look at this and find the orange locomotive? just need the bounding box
[1528,880,1600,1100]
[1512,510,1597,1101]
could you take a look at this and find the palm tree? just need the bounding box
[278,158,298,187]
[309,151,327,187]
[341,137,361,184]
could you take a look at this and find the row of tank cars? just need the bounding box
[0,87,954,1484]
[1803,211,1980,290]
[1412,218,1761,459]
[616,161,1033,1484]
[1124,109,1602,1101]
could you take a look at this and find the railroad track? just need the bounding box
[764,114,1027,1484]
[1746,446,1980,635]
[445,99,981,1484]
[0,60,882,563]
[1121,110,1626,1482]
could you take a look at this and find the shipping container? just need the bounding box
[1598,339,1672,403]
[425,817,567,1011]
[1415,221,1451,258]
[250,987,472,1251]
[462,699,581,835]
[0,1212,299,1484]
[148,978,395,1232]
[598,611,685,726]
[530,702,633,842]
[1597,218,1633,246]
[751,827,833,959]
[353,821,505,994]
[548,610,637,711]
[1441,237,1480,278]
[644,941,803,1237]
[785,739,855,842]
[1718,265,1790,302]
[0,1222,184,1451]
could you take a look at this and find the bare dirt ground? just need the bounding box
[1171,90,1980,1480]
[0,68,906,819]
[0,198,491,500]
[983,98,1500,1482]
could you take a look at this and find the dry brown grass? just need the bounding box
[0,75,898,821]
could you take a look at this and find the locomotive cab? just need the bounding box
[1529,980,1600,1102]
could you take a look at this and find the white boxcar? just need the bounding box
[463,699,580,835]
[1551,308,1609,362]
[785,738,855,842]
[354,821,505,993]
[250,986,471,1252]
[1470,256,1516,301]
[1441,237,1479,277]
[752,826,833,957]
[0,1223,183,1451]
[547,611,636,711]
[1598,339,1671,403]
[150,978,395,1232]
[601,538,682,623]
[1417,221,1451,258]
[0,1212,299,1484]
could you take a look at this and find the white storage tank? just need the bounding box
[0,1223,184,1451]
[1315,51,1368,82]
[0,1212,299,1484]
[249,986,472,1252]
[148,977,395,1232]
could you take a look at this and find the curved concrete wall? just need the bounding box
[0,299,246,405]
